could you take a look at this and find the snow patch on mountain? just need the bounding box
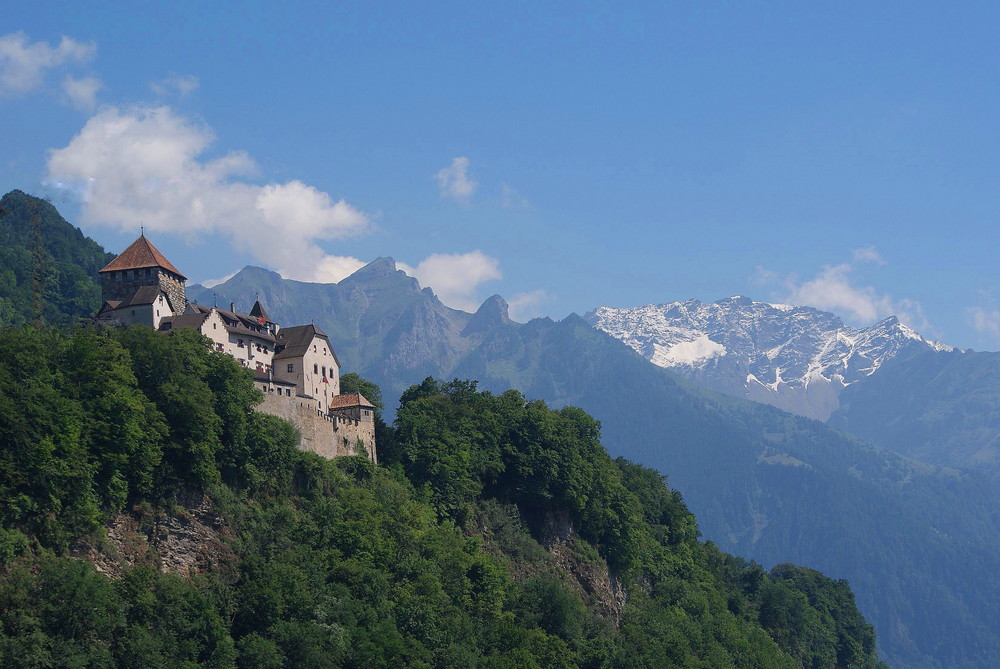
[587,297,953,421]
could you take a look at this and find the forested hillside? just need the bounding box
[158,251,1000,668]
[0,324,885,668]
[0,190,112,327]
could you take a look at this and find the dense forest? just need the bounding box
[0,190,113,327]
[0,323,887,668]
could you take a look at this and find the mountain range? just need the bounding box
[188,259,1000,669]
[588,298,1000,477]
[587,298,952,421]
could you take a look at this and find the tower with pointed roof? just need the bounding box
[98,233,188,315]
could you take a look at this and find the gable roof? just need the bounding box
[158,312,211,332]
[273,324,338,364]
[99,235,187,280]
[329,392,375,409]
[117,285,169,308]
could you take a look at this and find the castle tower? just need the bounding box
[98,233,187,313]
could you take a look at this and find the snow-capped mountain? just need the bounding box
[587,296,953,420]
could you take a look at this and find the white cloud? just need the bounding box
[757,252,929,331]
[311,255,366,283]
[507,289,550,321]
[150,74,199,98]
[0,32,95,97]
[46,105,371,282]
[200,270,238,288]
[62,74,103,110]
[969,306,1000,341]
[852,245,886,265]
[500,182,531,209]
[785,263,892,323]
[435,156,477,204]
[398,250,501,311]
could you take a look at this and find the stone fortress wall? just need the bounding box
[259,392,377,462]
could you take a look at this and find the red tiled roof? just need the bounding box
[99,235,187,279]
[328,392,375,409]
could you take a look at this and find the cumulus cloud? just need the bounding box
[150,74,199,98]
[757,248,929,331]
[507,289,550,322]
[500,182,531,210]
[0,31,95,97]
[852,245,886,265]
[62,74,103,110]
[312,255,366,283]
[46,105,370,282]
[398,250,501,311]
[435,156,477,204]
[969,306,1000,341]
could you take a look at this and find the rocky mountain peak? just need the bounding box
[588,297,953,421]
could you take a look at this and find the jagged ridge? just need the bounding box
[587,296,952,420]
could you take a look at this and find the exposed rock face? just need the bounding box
[588,296,952,420]
[71,492,235,579]
[538,510,627,626]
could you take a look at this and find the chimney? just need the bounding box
[230,302,235,313]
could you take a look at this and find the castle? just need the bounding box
[96,234,377,462]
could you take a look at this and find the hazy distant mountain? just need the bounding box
[587,297,1000,476]
[828,347,1000,476]
[195,260,1000,669]
[587,297,952,421]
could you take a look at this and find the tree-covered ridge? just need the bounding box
[0,190,114,327]
[0,324,886,667]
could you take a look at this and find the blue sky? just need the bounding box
[4,2,1000,349]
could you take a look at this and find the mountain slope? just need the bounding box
[453,313,1000,669]
[829,347,1000,476]
[0,323,886,669]
[201,261,1000,669]
[0,190,113,326]
[587,297,951,421]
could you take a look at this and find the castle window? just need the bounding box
[314,345,317,352]
[286,389,291,396]
[322,366,326,377]
[314,363,318,374]
[287,364,294,373]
